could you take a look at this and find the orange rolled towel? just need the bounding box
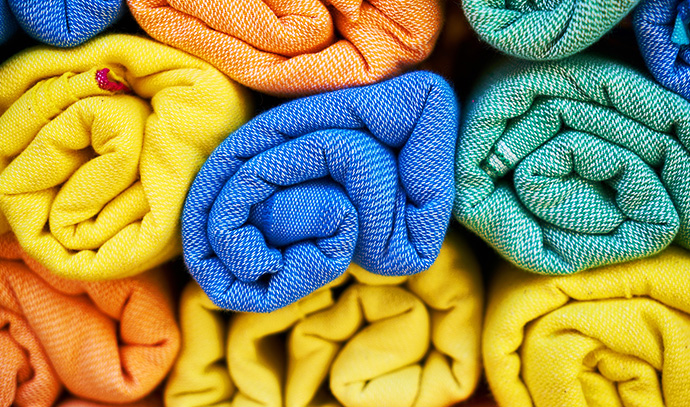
[0,233,180,406]
[127,0,444,96]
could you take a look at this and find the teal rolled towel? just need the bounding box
[454,55,690,274]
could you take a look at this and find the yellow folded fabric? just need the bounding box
[165,231,483,407]
[483,247,690,407]
[0,34,252,280]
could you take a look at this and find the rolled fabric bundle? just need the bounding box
[4,0,123,47]
[0,233,180,406]
[0,34,252,280]
[166,231,483,407]
[461,0,638,60]
[634,0,690,100]
[56,394,162,407]
[0,0,16,44]
[484,247,690,407]
[183,71,457,312]
[127,0,443,97]
[454,55,690,275]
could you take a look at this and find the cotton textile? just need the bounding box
[0,0,16,44]
[0,233,180,406]
[634,0,690,100]
[461,0,638,60]
[454,55,690,275]
[1,0,123,47]
[127,0,443,97]
[0,34,252,280]
[484,247,690,407]
[183,71,457,313]
[166,231,483,407]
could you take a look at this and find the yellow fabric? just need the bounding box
[0,34,252,280]
[483,246,690,407]
[165,231,483,407]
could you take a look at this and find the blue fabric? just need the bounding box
[7,0,123,47]
[634,0,690,99]
[0,0,16,44]
[182,71,458,313]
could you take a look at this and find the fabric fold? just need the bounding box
[1,0,123,46]
[461,0,638,60]
[634,0,690,100]
[483,247,690,407]
[0,33,252,280]
[127,0,443,97]
[166,230,483,407]
[453,55,690,275]
[183,71,457,313]
[0,0,16,44]
[0,233,180,406]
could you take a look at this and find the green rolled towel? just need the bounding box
[454,55,690,275]
[461,0,639,60]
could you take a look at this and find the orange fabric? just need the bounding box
[0,233,180,406]
[127,0,444,96]
[56,393,163,407]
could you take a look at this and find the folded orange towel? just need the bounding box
[0,233,180,406]
[127,0,443,96]
[56,394,162,407]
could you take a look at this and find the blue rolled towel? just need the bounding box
[182,71,458,313]
[3,0,123,46]
[0,0,16,44]
[635,0,690,99]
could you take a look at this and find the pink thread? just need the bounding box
[95,68,131,93]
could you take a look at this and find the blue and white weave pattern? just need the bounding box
[0,0,16,44]
[5,0,122,47]
[635,0,690,100]
[182,72,458,313]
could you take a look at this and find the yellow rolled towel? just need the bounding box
[483,247,690,407]
[165,231,483,407]
[0,34,252,280]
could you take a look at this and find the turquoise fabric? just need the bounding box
[461,0,639,60]
[454,55,690,275]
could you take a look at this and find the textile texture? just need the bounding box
[166,231,483,407]
[0,34,252,280]
[453,55,690,275]
[0,0,16,44]
[127,0,443,97]
[483,247,690,407]
[183,71,458,313]
[461,0,638,60]
[6,0,123,47]
[56,394,162,407]
[634,0,690,100]
[0,233,180,406]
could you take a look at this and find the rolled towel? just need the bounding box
[0,34,252,280]
[484,247,690,407]
[166,231,483,407]
[56,394,162,407]
[2,0,122,47]
[454,55,690,274]
[461,0,638,60]
[127,0,443,97]
[0,0,16,44]
[183,71,457,313]
[0,233,180,406]
[634,0,690,100]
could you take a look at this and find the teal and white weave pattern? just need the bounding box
[454,55,690,274]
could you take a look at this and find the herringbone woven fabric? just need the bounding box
[166,231,482,407]
[127,0,443,97]
[0,233,180,406]
[634,0,690,100]
[0,0,15,44]
[462,0,638,60]
[183,71,458,313]
[484,247,690,407]
[454,55,690,275]
[0,34,252,280]
[3,0,123,47]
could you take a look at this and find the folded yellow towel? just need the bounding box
[484,247,690,407]
[0,34,252,280]
[166,231,483,407]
